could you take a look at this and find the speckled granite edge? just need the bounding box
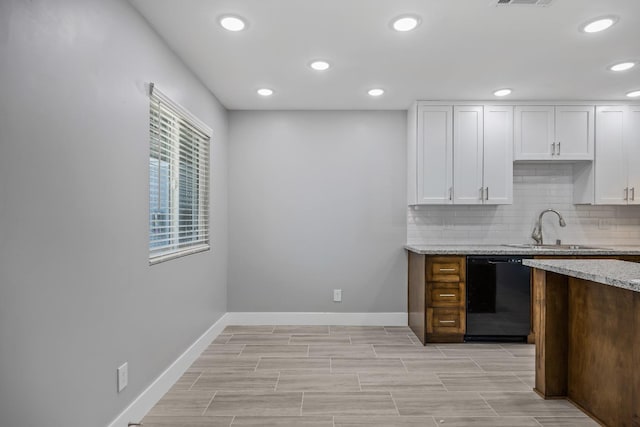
[523,259,640,293]
[404,244,640,256]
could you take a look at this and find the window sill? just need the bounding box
[149,244,210,266]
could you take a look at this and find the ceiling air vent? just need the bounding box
[494,0,554,6]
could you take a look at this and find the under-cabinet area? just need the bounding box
[407,247,640,346]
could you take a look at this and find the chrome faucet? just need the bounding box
[531,209,566,245]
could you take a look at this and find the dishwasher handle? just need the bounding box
[487,259,522,265]
[468,258,526,265]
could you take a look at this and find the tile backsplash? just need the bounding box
[407,163,640,245]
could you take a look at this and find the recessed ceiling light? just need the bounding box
[368,88,385,97]
[391,15,421,32]
[257,88,273,96]
[219,15,246,32]
[310,60,331,71]
[493,89,512,97]
[626,90,640,98]
[580,16,618,33]
[609,62,636,72]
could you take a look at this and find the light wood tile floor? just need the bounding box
[142,326,597,427]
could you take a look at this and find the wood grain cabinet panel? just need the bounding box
[407,252,426,344]
[429,282,464,308]
[427,256,465,282]
[431,308,465,335]
[533,267,640,427]
[426,256,466,343]
[529,255,640,345]
[408,254,467,345]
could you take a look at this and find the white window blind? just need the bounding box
[148,83,212,264]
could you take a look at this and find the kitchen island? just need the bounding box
[523,259,640,427]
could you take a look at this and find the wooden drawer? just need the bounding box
[428,282,464,307]
[427,308,465,334]
[427,256,465,282]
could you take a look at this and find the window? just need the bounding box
[148,83,212,264]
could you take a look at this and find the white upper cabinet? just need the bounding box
[555,106,595,160]
[408,104,453,205]
[453,106,484,204]
[408,103,513,205]
[482,106,514,205]
[595,106,640,205]
[453,105,513,205]
[514,106,554,160]
[595,106,627,204]
[514,105,594,161]
[627,106,640,205]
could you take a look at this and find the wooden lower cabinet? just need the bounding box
[409,252,640,346]
[528,255,640,344]
[408,253,466,344]
[533,268,640,427]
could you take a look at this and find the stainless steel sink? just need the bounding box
[504,243,603,250]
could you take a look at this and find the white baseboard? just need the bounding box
[106,311,406,426]
[106,313,231,427]
[227,312,407,326]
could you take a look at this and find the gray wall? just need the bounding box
[0,1,228,426]
[228,111,407,312]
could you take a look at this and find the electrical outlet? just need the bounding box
[333,289,342,302]
[117,362,128,393]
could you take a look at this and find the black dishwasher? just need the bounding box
[466,256,531,342]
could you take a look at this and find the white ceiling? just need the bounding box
[130,0,640,110]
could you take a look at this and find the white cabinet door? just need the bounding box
[627,105,640,205]
[595,106,627,205]
[483,106,514,205]
[555,106,594,160]
[514,105,594,161]
[416,105,453,204]
[453,106,484,204]
[514,106,554,160]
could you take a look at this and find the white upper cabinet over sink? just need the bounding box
[514,105,594,161]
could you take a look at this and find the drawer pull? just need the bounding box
[439,320,456,324]
[439,293,456,297]
[439,268,456,272]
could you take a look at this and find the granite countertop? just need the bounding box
[523,259,640,293]
[404,244,640,256]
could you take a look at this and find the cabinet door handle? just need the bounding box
[449,187,452,201]
[632,187,636,201]
[557,141,561,155]
[625,187,629,201]
[480,187,484,201]
[439,320,456,324]
[439,268,456,272]
[551,142,556,155]
[485,187,489,201]
[439,294,456,297]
